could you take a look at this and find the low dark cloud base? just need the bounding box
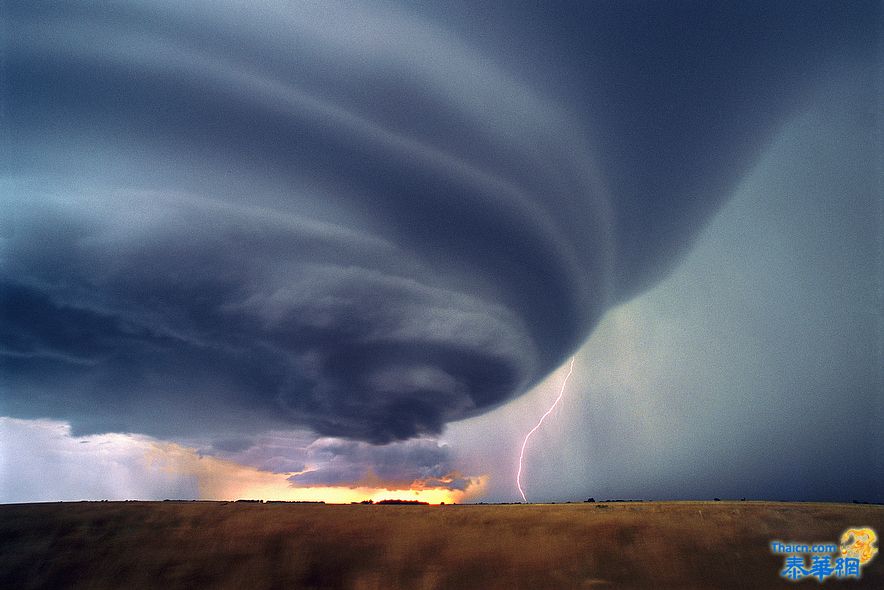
[0,1,875,442]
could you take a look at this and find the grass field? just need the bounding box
[1,501,881,589]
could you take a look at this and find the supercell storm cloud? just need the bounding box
[0,2,874,443]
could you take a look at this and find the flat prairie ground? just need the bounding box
[0,501,881,589]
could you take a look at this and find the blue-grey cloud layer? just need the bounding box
[0,1,875,442]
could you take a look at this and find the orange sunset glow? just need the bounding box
[146,441,486,504]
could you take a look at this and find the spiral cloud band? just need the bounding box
[0,2,872,442]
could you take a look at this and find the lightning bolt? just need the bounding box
[516,356,576,503]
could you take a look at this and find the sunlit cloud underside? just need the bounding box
[0,418,485,504]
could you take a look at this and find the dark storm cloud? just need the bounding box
[289,437,472,491]
[2,193,533,440]
[0,1,875,442]
[195,430,469,490]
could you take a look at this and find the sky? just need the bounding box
[1,1,880,504]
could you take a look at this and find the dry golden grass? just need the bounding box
[1,501,881,589]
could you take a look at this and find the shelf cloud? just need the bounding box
[1,1,874,442]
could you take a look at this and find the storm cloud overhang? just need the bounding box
[0,1,875,442]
